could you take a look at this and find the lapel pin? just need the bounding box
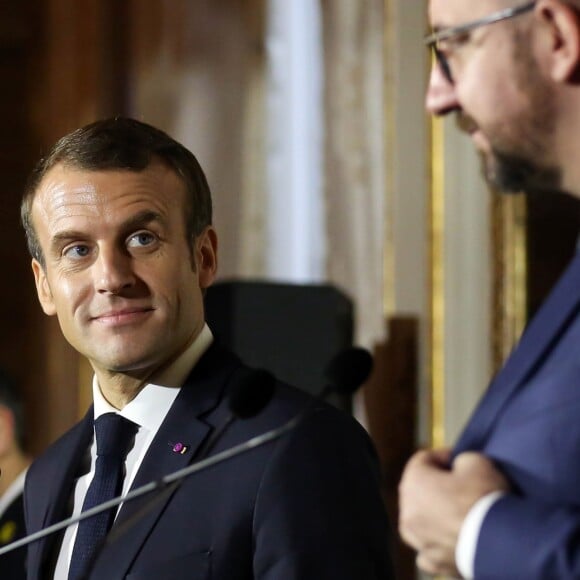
[170,441,189,455]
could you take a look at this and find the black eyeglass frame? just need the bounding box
[424,1,537,83]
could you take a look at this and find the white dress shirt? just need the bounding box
[53,325,213,579]
[456,491,506,578]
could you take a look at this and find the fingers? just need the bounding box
[398,448,451,503]
[399,448,510,576]
[406,447,452,470]
[454,452,511,493]
[398,449,455,550]
[429,447,452,466]
[399,448,451,498]
[454,451,495,471]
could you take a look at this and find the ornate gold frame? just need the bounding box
[428,129,528,446]
[429,116,446,447]
[491,194,527,372]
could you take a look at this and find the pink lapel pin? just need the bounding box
[170,442,189,455]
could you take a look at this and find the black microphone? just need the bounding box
[0,347,372,561]
[228,368,277,418]
[323,346,373,397]
[197,368,276,458]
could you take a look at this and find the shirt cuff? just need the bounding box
[455,491,506,578]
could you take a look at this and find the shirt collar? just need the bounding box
[92,324,213,432]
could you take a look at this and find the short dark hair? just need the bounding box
[21,117,213,266]
[0,370,25,450]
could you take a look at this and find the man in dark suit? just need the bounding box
[399,0,580,578]
[0,370,31,579]
[20,118,393,579]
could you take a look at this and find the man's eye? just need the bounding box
[127,232,156,248]
[441,32,470,52]
[63,245,90,259]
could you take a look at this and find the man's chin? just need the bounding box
[483,152,562,196]
[483,161,523,194]
[92,351,160,376]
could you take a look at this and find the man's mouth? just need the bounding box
[91,307,154,326]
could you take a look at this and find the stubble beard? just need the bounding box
[483,148,562,196]
[477,27,563,196]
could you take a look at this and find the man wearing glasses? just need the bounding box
[399,1,580,578]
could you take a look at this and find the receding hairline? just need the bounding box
[24,155,192,217]
[33,155,187,185]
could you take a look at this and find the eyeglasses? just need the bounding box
[424,1,536,83]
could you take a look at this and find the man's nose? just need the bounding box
[425,64,460,116]
[94,248,136,295]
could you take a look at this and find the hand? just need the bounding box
[399,449,510,577]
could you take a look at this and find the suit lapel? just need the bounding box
[454,253,580,455]
[30,410,94,579]
[89,344,241,578]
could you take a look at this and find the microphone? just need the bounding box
[198,368,276,457]
[228,368,276,418]
[323,346,373,397]
[0,347,372,561]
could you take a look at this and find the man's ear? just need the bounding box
[536,0,580,82]
[195,226,218,289]
[31,259,57,316]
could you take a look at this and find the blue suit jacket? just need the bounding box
[453,253,580,578]
[24,344,393,579]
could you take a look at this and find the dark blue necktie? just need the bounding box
[68,413,138,580]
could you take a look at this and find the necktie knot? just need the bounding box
[94,413,138,459]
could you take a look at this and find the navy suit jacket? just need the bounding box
[24,344,393,579]
[453,252,580,578]
[0,490,27,579]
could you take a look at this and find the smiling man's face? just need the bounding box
[30,160,217,381]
